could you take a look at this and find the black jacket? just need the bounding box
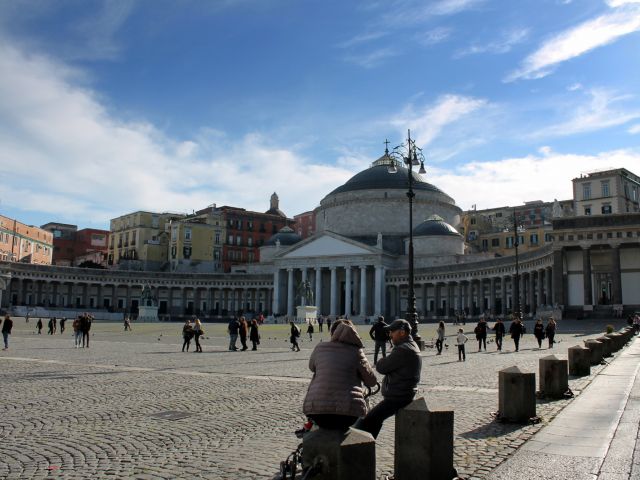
[369,321,388,341]
[228,319,240,335]
[376,337,421,400]
[1,318,13,334]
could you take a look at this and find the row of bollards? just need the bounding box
[298,327,635,480]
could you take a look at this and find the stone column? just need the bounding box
[501,276,507,315]
[489,277,496,315]
[301,267,308,306]
[537,270,545,307]
[581,247,592,306]
[273,269,280,315]
[359,266,367,317]
[287,268,295,317]
[434,283,441,317]
[97,284,103,309]
[456,283,462,312]
[611,246,622,304]
[345,266,352,317]
[330,267,338,317]
[208,288,214,315]
[52,282,59,307]
[546,267,553,305]
[552,249,564,306]
[315,267,322,313]
[528,273,535,315]
[374,265,383,318]
[181,287,187,315]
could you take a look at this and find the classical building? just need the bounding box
[0,214,53,264]
[1,160,639,320]
[573,168,640,216]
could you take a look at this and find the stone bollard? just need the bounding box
[606,333,623,351]
[498,366,536,422]
[584,339,604,365]
[395,397,455,480]
[539,355,569,398]
[597,336,613,357]
[568,345,591,376]
[302,427,376,480]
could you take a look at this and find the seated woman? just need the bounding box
[303,320,377,432]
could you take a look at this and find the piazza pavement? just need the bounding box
[0,317,635,479]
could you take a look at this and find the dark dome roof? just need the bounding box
[328,156,444,196]
[265,207,286,217]
[414,215,461,237]
[265,226,302,246]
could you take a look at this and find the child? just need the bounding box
[456,328,468,362]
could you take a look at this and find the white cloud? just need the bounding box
[430,148,640,209]
[0,43,353,227]
[383,0,485,26]
[628,124,640,134]
[455,28,529,57]
[567,82,583,91]
[390,94,488,146]
[336,32,388,49]
[415,27,452,46]
[530,88,640,138]
[606,0,640,6]
[344,47,398,68]
[506,7,640,81]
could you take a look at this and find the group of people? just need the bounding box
[72,313,93,348]
[181,317,204,352]
[227,316,260,351]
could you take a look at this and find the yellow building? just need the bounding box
[169,209,225,272]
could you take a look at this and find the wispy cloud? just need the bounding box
[430,148,640,209]
[455,28,529,58]
[390,94,488,146]
[506,6,640,81]
[628,124,640,134]
[0,42,353,226]
[344,47,397,68]
[530,88,640,138]
[606,0,640,6]
[415,27,452,46]
[336,31,388,49]
[382,0,485,26]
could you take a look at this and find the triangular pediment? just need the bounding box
[279,232,378,258]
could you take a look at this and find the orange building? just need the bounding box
[0,214,53,264]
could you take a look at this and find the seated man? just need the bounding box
[354,319,421,438]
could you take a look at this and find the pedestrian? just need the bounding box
[228,317,240,351]
[249,319,260,350]
[307,321,314,341]
[492,317,505,351]
[2,315,13,350]
[634,315,640,335]
[36,318,43,334]
[303,320,377,432]
[318,316,324,332]
[533,318,545,348]
[239,316,249,351]
[435,321,445,355]
[354,319,421,439]
[290,321,301,352]
[60,318,66,334]
[193,318,203,353]
[182,319,193,352]
[52,317,57,334]
[81,314,92,348]
[124,316,131,331]
[545,318,557,348]
[456,328,468,361]
[73,316,82,348]
[369,316,389,364]
[326,317,332,332]
[509,316,524,352]
[475,318,487,351]
[47,318,54,335]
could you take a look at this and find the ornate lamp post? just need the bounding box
[386,129,426,345]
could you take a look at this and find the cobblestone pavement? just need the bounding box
[0,318,630,479]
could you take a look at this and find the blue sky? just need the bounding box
[1,0,640,229]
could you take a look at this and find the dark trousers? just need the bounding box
[194,333,202,352]
[496,335,503,351]
[374,341,387,364]
[310,414,358,432]
[513,335,520,352]
[354,397,413,439]
[477,335,486,351]
[182,337,191,352]
[240,335,248,350]
[251,340,258,350]
[435,339,443,354]
[82,331,90,348]
[458,344,466,361]
[548,334,555,348]
[536,336,543,348]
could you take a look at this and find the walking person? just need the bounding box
[475,318,487,351]
[369,316,389,365]
[533,318,545,348]
[47,318,54,335]
[60,318,66,334]
[2,315,13,350]
[290,321,301,352]
[52,317,57,334]
[182,319,193,352]
[303,320,377,432]
[435,321,445,355]
[307,321,314,341]
[326,317,332,332]
[492,317,505,351]
[456,328,468,361]
[509,316,524,352]
[36,318,43,335]
[545,318,557,348]
[81,314,92,348]
[239,316,249,351]
[124,316,132,331]
[249,319,260,351]
[354,319,421,439]
[228,317,240,351]
[318,316,324,333]
[193,318,203,353]
[73,316,82,348]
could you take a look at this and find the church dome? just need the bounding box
[265,226,302,246]
[414,215,461,237]
[328,155,443,196]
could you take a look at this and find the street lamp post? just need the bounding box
[386,129,426,347]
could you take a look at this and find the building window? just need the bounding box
[171,228,177,241]
[152,215,159,228]
[228,235,233,245]
[491,238,500,247]
[583,183,591,200]
[248,237,253,247]
[214,250,220,260]
[530,233,539,245]
[236,235,242,246]
[584,207,591,216]
[184,228,192,241]
[248,251,254,262]
[215,232,220,245]
[544,233,553,242]
[470,218,476,225]
[601,205,612,214]
[481,239,488,250]
[506,236,514,248]
[601,181,610,197]
[248,221,253,230]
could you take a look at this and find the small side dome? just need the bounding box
[265,226,302,246]
[414,215,460,237]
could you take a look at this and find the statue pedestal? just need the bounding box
[137,305,159,322]
[296,305,318,322]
